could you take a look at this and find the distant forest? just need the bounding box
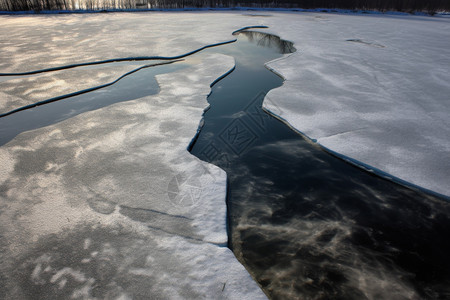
[1,0,449,13]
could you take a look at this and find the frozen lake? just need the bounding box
[191,29,450,299]
[1,11,450,299]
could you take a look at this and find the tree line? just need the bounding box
[0,0,135,11]
[1,0,449,13]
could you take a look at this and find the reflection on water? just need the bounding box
[235,30,296,54]
[191,30,450,299]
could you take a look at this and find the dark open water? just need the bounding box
[190,30,450,299]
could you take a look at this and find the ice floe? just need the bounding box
[262,12,450,197]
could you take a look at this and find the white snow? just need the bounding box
[0,13,266,299]
[261,12,450,197]
[1,10,449,299]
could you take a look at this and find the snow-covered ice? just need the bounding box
[0,63,142,112]
[261,12,450,197]
[0,13,267,299]
[1,10,450,299]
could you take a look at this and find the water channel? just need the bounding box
[190,29,450,299]
[0,61,184,146]
[1,28,449,299]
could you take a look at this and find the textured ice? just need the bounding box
[0,63,141,112]
[261,13,450,197]
[0,13,266,299]
[1,10,450,299]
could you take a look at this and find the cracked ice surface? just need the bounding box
[0,13,266,299]
[0,63,142,112]
[262,13,450,197]
[2,10,450,299]
[0,13,248,113]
